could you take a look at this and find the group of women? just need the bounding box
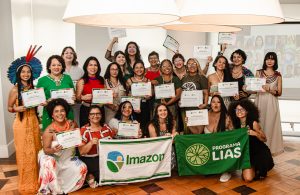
[7,39,283,194]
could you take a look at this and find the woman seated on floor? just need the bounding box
[79,105,117,188]
[38,98,87,194]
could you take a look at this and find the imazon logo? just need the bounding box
[107,151,125,173]
[107,151,165,173]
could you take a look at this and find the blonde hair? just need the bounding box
[186,58,205,76]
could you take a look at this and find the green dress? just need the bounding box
[36,74,74,131]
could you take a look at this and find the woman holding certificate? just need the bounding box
[153,59,182,123]
[37,55,75,131]
[79,105,116,188]
[126,60,151,136]
[229,49,254,100]
[228,99,274,182]
[108,101,143,138]
[207,55,232,107]
[104,62,127,124]
[76,56,105,126]
[7,46,42,194]
[181,58,209,134]
[38,98,87,194]
[255,52,284,155]
[204,95,233,182]
[145,51,161,80]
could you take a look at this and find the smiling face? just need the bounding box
[49,58,63,76]
[89,108,102,125]
[115,53,126,66]
[121,102,133,118]
[109,64,119,78]
[215,57,226,71]
[133,62,145,76]
[187,59,198,74]
[161,61,173,75]
[87,60,98,76]
[232,53,244,66]
[235,105,247,119]
[173,57,184,69]
[62,48,74,64]
[211,97,221,113]
[148,55,159,67]
[157,105,168,119]
[127,43,137,56]
[52,105,66,123]
[19,65,32,82]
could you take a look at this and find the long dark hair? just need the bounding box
[262,52,278,70]
[81,56,104,84]
[150,104,174,136]
[114,50,130,75]
[210,95,227,132]
[16,65,35,121]
[104,62,127,90]
[114,101,136,121]
[125,41,141,65]
[212,55,233,82]
[228,99,259,130]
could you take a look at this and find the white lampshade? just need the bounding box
[63,0,180,27]
[162,21,241,32]
[179,0,284,25]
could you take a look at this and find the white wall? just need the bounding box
[0,0,15,158]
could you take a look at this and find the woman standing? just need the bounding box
[79,105,116,188]
[228,99,274,182]
[207,55,232,107]
[38,98,87,194]
[145,51,161,80]
[126,60,151,136]
[181,58,209,134]
[76,56,105,127]
[7,46,42,194]
[255,52,284,155]
[104,62,127,124]
[37,55,75,131]
[113,50,131,79]
[61,46,84,81]
[204,95,233,182]
[153,59,182,121]
[172,53,187,80]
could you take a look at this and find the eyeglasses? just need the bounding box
[89,112,101,116]
[187,63,197,67]
[235,108,246,113]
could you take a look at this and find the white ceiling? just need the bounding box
[280,0,300,4]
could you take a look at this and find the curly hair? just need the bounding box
[230,49,247,65]
[46,98,70,120]
[210,95,228,132]
[228,99,259,130]
[149,104,174,136]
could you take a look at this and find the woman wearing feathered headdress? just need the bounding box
[7,45,43,194]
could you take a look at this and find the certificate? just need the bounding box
[131,82,152,97]
[92,89,113,104]
[154,83,175,99]
[56,128,82,149]
[108,28,127,39]
[193,45,212,59]
[218,82,239,97]
[163,35,179,53]
[51,88,74,104]
[186,109,209,126]
[117,122,139,137]
[245,78,266,91]
[180,90,203,107]
[218,32,237,45]
[21,88,46,108]
[121,97,141,112]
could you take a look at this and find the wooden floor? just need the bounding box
[1,136,300,195]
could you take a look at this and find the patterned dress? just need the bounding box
[38,121,87,194]
[255,70,284,155]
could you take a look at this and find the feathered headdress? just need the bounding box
[7,45,43,84]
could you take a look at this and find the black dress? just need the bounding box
[249,135,274,179]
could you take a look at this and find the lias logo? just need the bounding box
[185,144,210,166]
[107,151,124,173]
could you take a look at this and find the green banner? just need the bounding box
[174,128,251,176]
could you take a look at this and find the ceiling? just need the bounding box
[280,0,300,4]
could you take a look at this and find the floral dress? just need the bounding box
[38,122,87,194]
